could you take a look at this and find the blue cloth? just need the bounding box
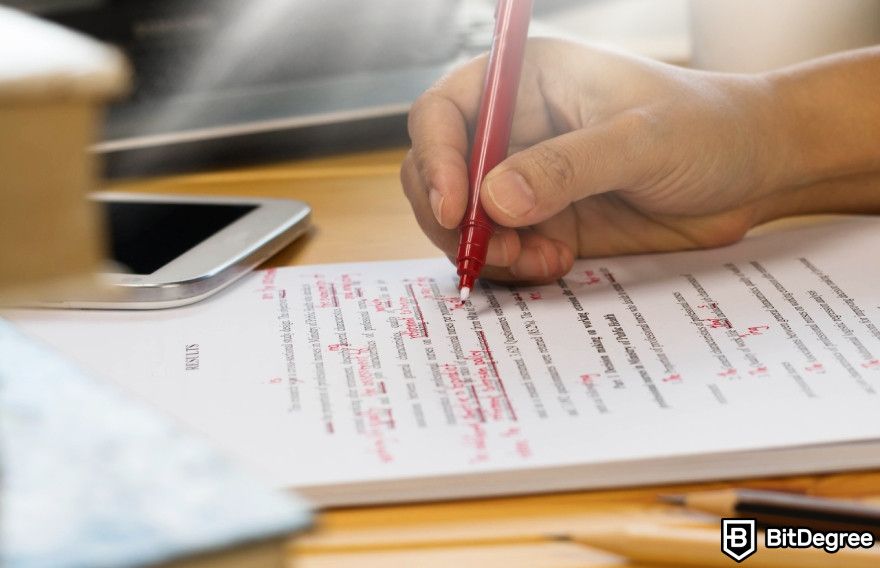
[0,320,311,568]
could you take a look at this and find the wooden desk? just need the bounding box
[110,148,880,567]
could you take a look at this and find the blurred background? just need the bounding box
[5,0,879,178]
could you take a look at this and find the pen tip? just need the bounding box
[459,287,470,302]
[658,494,686,506]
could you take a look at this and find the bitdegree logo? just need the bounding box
[721,519,876,562]
[765,527,875,553]
[721,519,757,562]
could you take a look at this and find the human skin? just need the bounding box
[400,39,880,284]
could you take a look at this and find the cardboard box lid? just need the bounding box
[0,5,129,101]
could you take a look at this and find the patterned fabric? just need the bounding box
[0,319,311,568]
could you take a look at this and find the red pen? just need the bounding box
[456,0,532,301]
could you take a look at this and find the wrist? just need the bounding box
[761,68,828,190]
[762,52,880,191]
[714,72,822,223]
[715,73,796,205]
[744,74,796,196]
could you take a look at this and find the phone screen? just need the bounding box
[102,201,256,274]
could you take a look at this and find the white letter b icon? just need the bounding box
[729,527,749,548]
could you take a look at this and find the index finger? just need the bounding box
[407,57,487,229]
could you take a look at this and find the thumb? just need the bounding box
[481,114,658,227]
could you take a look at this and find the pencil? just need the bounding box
[663,489,880,535]
[574,522,880,568]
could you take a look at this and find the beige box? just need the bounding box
[0,6,127,295]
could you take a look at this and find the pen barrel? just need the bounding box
[456,0,532,287]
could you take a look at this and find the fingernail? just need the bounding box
[428,188,445,224]
[485,171,536,219]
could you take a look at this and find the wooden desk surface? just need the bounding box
[110,148,880,567]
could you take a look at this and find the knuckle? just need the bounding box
[411,149,434,188]
[529,143,578,193]
[400,153,420,201]
[406,94,430,139]
[619,108,657,132]
[616,109,660,163]
[403,138,435,190]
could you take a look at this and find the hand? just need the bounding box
[401,39,787,284]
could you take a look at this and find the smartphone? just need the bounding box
[42,192,311,309]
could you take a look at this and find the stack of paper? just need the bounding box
[9,217,880,506]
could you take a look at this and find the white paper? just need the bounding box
[9,218,880,502]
